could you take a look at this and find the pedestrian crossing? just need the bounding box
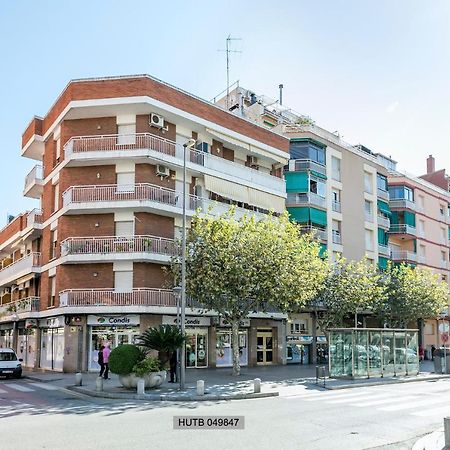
[0,381,61,394]
[283,383,450,418]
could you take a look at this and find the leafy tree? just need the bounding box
[137,325,185,368]
[374,263,449,327]
[171,209,327,376]
[315,256,387,331]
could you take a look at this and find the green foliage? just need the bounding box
[132,356,163,377]
[315,256,387,330]
[109,344,145,376]
[374,263,449,327]
[137,325,184,367]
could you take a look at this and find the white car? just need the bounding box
[0,348,22,378]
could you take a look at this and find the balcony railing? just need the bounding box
[293,159,326,176]
[26,208,43,229]
[0,297,40,316]
[299,226,327,242]
[59,288,176,307]
[0,253,41,287]
[286,192,326,209]
[388,224,416,236]
[332,231,342,245]
[24,164,43,191]
[332,201,341,213]
[377,188,389,201]
[64,133,285,192]
[378,244,390,257]
[390,250,417,262]
[61,235,178,257]
[377,215,390,229]
[389,198,416,210]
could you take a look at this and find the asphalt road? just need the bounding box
[0,377,449,450]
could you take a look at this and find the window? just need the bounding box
[309,176,326,198]
[117,124,136,145]
[388,186,414,201]
[289,141,326,165]
[419,244,426,257]
[418,195,425,209]
[114,270,133,293]
[364,172,373,194]
[55,138,61,162]
[49,276,56,307]
[365,229,374,251]
[116,172,135,192]
[442,251,447,263]
[331,157,341,181]
[332,189,341,212]
[365,200,373,222]
[440,205,445,217]
[290,321,308,334]
[51,229,58,259]
[424,323,435,335]
[332,220,341,244]
[376,173,387,192]
[418,219,425,236]
[53,183,59,212]
[442,228,447,243]
[115,221,134,237]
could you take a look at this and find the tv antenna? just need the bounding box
[218,35,242,110]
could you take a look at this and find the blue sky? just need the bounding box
[1,0,449,225]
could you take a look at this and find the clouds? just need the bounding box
[386,101,400,114]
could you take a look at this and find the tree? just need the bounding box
[171,209,327,376]
[315,256,387,331]
[374,263,449,328]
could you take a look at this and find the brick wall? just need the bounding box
[61,117,117,147]
[59,165,116,195]
[59,214,115,240]
[133,263,167,288]
[58,263,114,291]
[134,213,174,238]
[135,163,175,189]
[136,115,176,141]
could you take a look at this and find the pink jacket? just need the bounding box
[103,346,111,363]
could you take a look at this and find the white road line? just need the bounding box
[379,396,450,412]
[29,382,59,391]
[302,390,373,402]
[411,404,450,417]
[6,383,34,392]
[325,393,394,404]
[348,395,417,407]
[0,389,7,394]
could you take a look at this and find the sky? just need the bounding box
[1,0,449,225]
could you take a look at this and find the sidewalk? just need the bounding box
[23,360,450,402]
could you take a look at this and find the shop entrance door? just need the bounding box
[257,329,274,365]
[185,329,208,368]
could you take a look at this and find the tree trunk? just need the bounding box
[231,320,241,376]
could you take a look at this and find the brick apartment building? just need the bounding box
[0,75,290,372]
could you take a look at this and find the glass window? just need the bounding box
[376,173,387,191]
[388,186,414,201]
[364,172,373,193]
[331,157,341,181]
[310,176,326,198]
[365,229,374,250]
[0,352,17,361]
[289,141,326,165]
[364,200,372,214]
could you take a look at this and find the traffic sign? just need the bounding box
[442,332,449,343]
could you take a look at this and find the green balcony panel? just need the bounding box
[288,207,327,227]
[391,211,399,225]
[310,208,327,226]
[285,172,309,192]
[378,228,389,245]
[404,211,416,227]
[319,243,327,258]
[288,207,310,223]
[377,200,391,216]
[310,170,327,180]
[378,256,389,270]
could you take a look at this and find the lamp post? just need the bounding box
[180,139,196,390]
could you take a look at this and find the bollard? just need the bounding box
[96,376,104,392]
[253,378,261,394]
[445,417,450,447]
[137,379,145,396]
[196,379,205,396]
[75,372,82,386]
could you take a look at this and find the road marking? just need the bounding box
[0,389,7,394]
[379,396,450,412]
[411,404,450,417]
[29,382,59,391]
[348,395,417,407]
[325,392,391,404]
[302,390,372,401]
[7,383,34,392]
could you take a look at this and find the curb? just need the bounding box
[23,375,65,383]
[69,386,279,402]
[411,429,444,450]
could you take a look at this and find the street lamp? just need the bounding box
[179,138,196,390]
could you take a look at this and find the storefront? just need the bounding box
[17,319,38,368]
[162,315,210,368]
[286,335,313,364]
[0,324,14,349]
[256,328,274,365]
[39,317,65,371]
[215,318,249,367]
[316,335,328,363]
[88,314,140,371]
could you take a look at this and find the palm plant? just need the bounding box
[137,325,185,368]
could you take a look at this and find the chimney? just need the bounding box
[427,155,435,174]
[279,84,283,105]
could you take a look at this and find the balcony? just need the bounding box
[299,226,327,242]
[388,224,416,237]
[60,235,178,264]
[390,250,417,263]
[62,183,267,220]
[377,188,389,201]
[0,297,40,317]
[286,192,326,209]
[64,133,286,194]
[332,201,341,213]
[293,159,326,176]
[26,208,43,229]
[332,231,342,245]
[377,215,390,229]
[378,244,390,257]
[390,198,416,211]
[23,165,43,199]
[0,253,41,287]
[59,288,176,307]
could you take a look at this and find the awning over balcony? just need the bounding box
[204,175,285,213]
[377,200,391,216]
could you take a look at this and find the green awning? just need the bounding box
[378,228,389,245]
[310,170,327,180]
[378,257,389,270]
[288,207,309,223]
[310,208,327,226]
[319,243,327,259]
[285,172,308,193]
[377,200,391,216]
[288,207,327,227]
[404,211,416,227]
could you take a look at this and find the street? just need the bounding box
[0,377,449,449]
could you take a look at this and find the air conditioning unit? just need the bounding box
[150,113,165,128]
[249,156,258,165]
[156,165,170,178]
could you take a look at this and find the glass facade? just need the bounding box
[329,328,419,378]
[389,185,414,201]
[290,140,326,165]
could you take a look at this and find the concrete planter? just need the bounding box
[119,371,167,389]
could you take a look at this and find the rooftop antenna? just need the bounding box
[279,84,284,106]
[218,35,242,110]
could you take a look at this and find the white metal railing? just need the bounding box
[0,253,41,286]
[61,235,178,257]
[59,288,176,307]
[286,192,326,209]
[378,244,390,257]
[299,226,327,242]
[365,212,374,223]
[24,165,43,191]
[26,208,43,228]
[293,159,327,176]
[332,201,341,213]
[377,215,390,229]
[377,188,389,201]
[390,250,417,262]
[390,198,416,210]
[332,231,342,244]
[0,297,40,315]
[389,224,416,236]
[64,133,285,191]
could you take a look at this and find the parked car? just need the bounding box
[0,348,22,378]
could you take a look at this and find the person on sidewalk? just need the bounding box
[98,345,105,378]
[169,351,177,383]
[102,344,111,380]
